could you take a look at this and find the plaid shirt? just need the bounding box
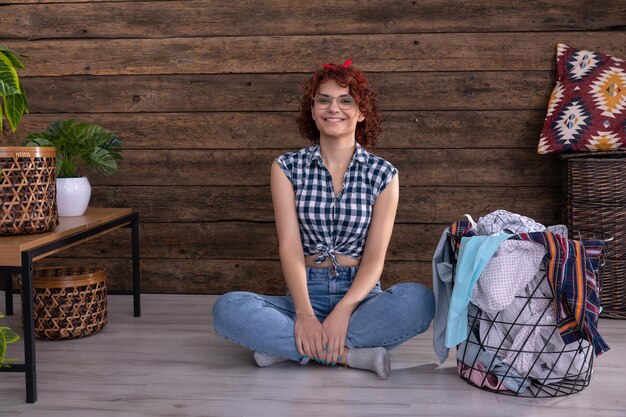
[275,143,397,273]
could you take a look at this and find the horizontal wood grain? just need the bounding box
[88,185,561,225]
[3,110,547,150]
[85,149,560,187]
[34,258,434,294]
[19,72,554,113]
[1,0,604,297]
[2,1,625,39]
[2,33,624,76]
[46,222,444,262]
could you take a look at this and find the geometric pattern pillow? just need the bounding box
[538,44,626,154]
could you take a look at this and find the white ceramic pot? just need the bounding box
[56,177,91,217]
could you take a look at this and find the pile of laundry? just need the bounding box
[432,210,609,394]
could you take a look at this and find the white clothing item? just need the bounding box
[476,210,546,236]
[528,331,591,382]
[471,240,546,315]
[481,272,553,375]
[464,213,477,229]
[546,224,569,237]
[480,272,589,380]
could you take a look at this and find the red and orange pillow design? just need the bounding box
[538,44,626,154]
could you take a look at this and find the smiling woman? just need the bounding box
[297,59,382,148]
[212,60,435,380]
[311,82,364,145]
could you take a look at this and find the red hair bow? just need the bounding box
[323,59,353,70]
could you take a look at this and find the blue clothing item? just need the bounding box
[432,226,455,363]
[445,234,512,348]
[275,144,397,273]
[213,266,435,362]
[457,320,531,393]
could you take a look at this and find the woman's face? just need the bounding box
[311,79,364,142]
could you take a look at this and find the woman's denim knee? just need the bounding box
[389,282,435,334]
[346,282,436,349]
[212,291,302,361]
[212,291,255,337]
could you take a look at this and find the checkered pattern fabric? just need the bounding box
[476,210,546,236]
[275,143,397,272]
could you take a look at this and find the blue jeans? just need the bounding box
[213,266,435,362]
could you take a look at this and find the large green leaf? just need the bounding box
[0,52,20,97]
[4,88,28,131]
[0,331,6,363]
[0,47,28,134]
[0,326,19,365]
[90,146,119,174]
[22,137,53,147]
[0,45,26,69]
[1,312,20,366]
[0,327,19,344]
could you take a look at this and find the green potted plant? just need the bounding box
[1,313,20,368]
[24,119,123,217]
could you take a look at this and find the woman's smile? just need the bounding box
[323,117,347,123]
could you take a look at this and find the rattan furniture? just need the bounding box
[0,208,141,403]
[562,152,626,318]
[33,266,109,340]
[0,147,58,236]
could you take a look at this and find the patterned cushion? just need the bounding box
[538,44,626,154]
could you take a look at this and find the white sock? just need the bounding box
[253,351,290,367]
[347,347,391,379]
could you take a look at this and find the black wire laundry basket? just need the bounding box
[458,281,593,397]
[456,235,608,397]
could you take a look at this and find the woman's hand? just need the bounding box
[294,315,327,361]
[322,304,353,365]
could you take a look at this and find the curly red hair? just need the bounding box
[296,63,382,148]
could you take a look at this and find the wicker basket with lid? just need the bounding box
[31,266,108,340]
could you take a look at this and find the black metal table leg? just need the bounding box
[1,209,140,403]
[4,272,13,316]
[21,252,37,403]
[131,213,141,317]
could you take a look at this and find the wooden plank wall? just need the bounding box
[1,1,625,294]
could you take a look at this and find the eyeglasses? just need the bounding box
[313,95,356,110]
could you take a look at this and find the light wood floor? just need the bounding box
[1,294,625,417]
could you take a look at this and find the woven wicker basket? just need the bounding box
[32,266,108,340]
[562,152,626,319]
[600,261,626,318]
[0,146,58,235]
